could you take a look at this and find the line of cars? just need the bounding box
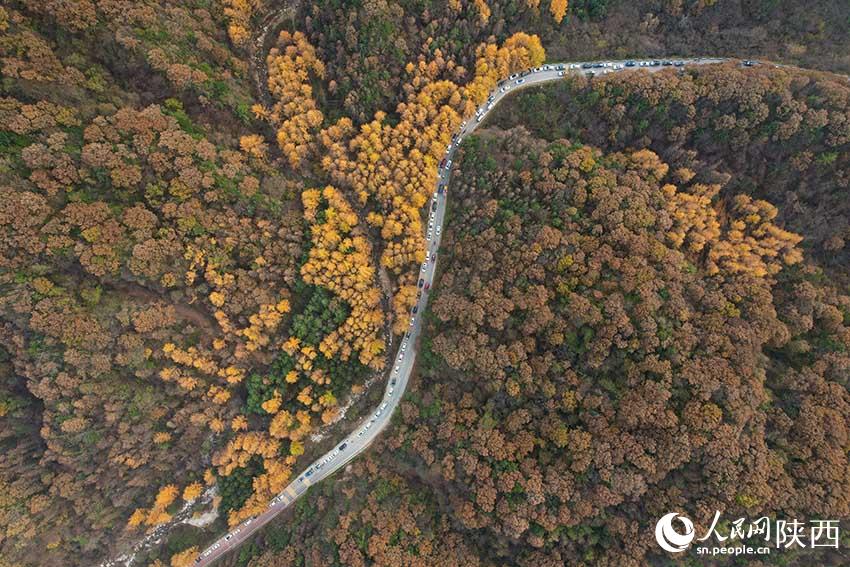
[196,519,255,562]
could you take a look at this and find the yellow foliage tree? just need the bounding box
[170,546,199,567]
[550,0,568,23]
[182,482,203,502]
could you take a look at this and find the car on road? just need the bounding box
[662,60,673,66]
[391,378,396,386]
[395,365,400,372]
[424,282,430,291]
[339,442,347,450]
[410,316,415,326]
[358,430,364,436]
[558,71,565,76]
[674,61,685,67]
[366,421,372,428]
[651,60,661,66]
[743,60,756,66]
[515,78,525,85]
[225,534,233,541]
[421,262,427,272]
[581,63,592,69]
[305,469,314,477]
[556,64,565,70]
[438,158,446,169]
[509,73,519,80]
[388,387,393,394]
[380,402,388,410]
[499,85,511,93]
[431,201,437,212]
[438,183,445,194]
[412,305,418,314]
[625,61,636,67]
[436,225,441,237]
[446,159,452,169]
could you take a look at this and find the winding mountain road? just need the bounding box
[193,55,736,566]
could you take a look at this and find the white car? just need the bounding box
[569,63,578,69]
[446,160,452,169]
[558,71,565,76]
[245,519,253,526]
[388,387,394,394]
[436,226,441,237]
[410,317,415,326]
[380,402,388,410]
[395,365,400,372]
[509,73,519,80]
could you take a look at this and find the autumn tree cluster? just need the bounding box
[380,123,849,564]
[262,31,325,169]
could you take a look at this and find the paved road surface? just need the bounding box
[192,55,738,566]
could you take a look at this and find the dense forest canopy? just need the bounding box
[1,0,850,566]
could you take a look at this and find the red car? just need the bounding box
[424,282,431,291]
[439,158,447,169]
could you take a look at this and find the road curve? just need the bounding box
[193,55,737,566]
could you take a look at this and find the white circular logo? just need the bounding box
[655,512,695,553]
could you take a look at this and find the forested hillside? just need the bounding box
[2,0,850,566]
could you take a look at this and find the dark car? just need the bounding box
[625,61,636,67]
[418,278,424,288]
[339,443,348,451]
[593,63,604,68]
[662,60,673,66]
[673,61,685,67]
[651,60,661,66]
[431,201,437,212]
[556,64,565,70]
[305,468,314,478]
[391,379,396,386]
[581,63,592,69]
[412,305,418,314]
